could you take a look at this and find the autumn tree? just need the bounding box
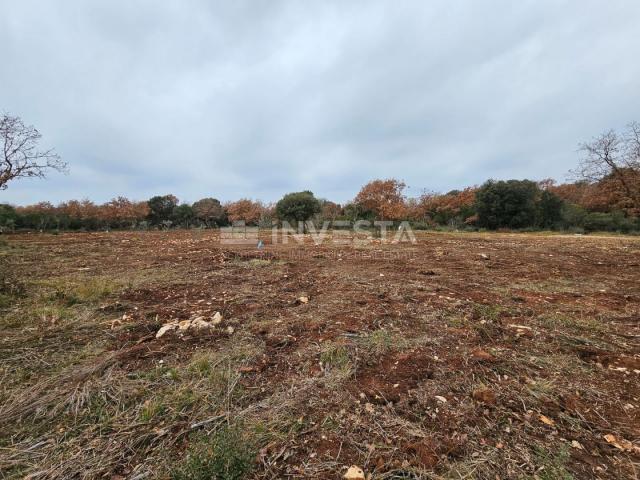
[1,114,67,190]
[225,199,264,225]
[59,199,89,220]
[417,187,477,225]
[573,122,640,214]
[16,202,57,230]
[318,200,343,222]
[354,179,407,220]
[192,198,225,227]
[101,197,149,228]
[132,201,151,223]
[549,182,590,206]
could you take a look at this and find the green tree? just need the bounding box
[147,195,179,225]
[560,203,587,230]
[275,191,321,225]
[475,180,539,229]
[0,204,17,232]
[537,190,564,228]
[172,204,195,228]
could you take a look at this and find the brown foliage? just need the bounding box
[16,197,150,228]
[417,187,477,222]
[58,199,98,220]
[101,197,150,225]
[354,179,407,220]
[573,122,640,213]
[551,174,640,217]
[225,199,265,225]
[320,201,342,221]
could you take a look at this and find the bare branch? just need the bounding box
[572,124,640,213]
[0,113,68,190]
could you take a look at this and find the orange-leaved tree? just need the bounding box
[225,199,265,225]
[354,179,407,220]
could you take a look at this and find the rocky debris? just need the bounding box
[295,295,309,305]
[539,414,555,426]
[156,312,223,338]
[156,322,179,338]
[211,311,223,325]
[604,434,640,454]
[343,465,365,480]
[507,324,534,338]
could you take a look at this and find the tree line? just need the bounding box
[1,113,639,233]
[1,173,638,234]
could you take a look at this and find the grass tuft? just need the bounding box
[171,424,256,480]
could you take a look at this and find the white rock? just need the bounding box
[191,318,214,330]
[343,465,365,480]
[211,311,223,325]
[156,321,179,338]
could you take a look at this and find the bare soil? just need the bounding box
[0,230,639,479]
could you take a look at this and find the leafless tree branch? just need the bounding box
[572,123,640,212]
[0,113,68,190]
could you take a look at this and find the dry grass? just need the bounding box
[0,230,639,479]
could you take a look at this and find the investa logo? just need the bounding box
[220,220,416,245]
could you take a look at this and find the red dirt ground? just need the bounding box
[0,230,639,479]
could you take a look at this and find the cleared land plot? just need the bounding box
[0,230,639,479]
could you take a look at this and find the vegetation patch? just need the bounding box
[171,425,257,480]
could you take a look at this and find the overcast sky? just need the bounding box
[1,1,639,205]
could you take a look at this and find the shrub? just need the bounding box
[583,211,637,233]
[560,203,587,229]
[475,180,540,229]
[171,425,255,480]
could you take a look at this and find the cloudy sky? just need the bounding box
[1,1,639,205]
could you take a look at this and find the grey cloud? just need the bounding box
[1,0,639,205]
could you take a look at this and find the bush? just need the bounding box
[171,425,255,480]
[475,180,540,229]
[0,204,17,232]
[411,221,433,230]
[560,203,587,230]
[583,211,637,233]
